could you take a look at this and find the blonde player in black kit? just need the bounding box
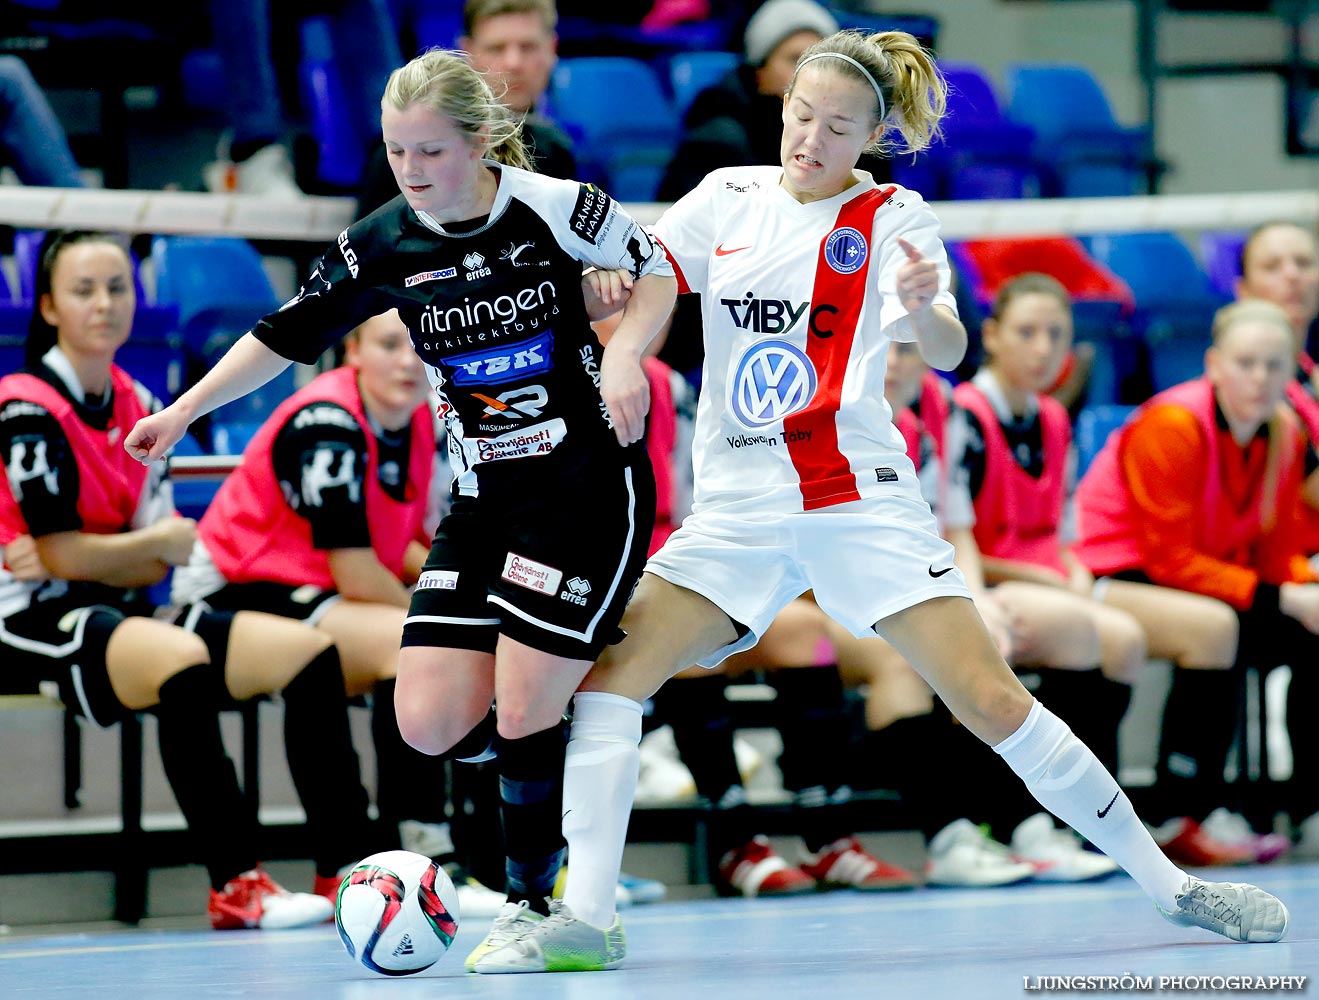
[125,48,677,968]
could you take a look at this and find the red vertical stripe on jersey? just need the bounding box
[651,235,691,294]
[785,185,896,510]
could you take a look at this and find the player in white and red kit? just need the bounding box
[474,29,1290,972]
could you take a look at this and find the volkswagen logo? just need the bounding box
[730,340,818,428]
[824,226,867,275]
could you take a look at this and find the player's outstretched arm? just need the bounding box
[896,237,967,372]
[125,333,293,464]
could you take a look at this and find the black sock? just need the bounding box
[1287,662,1319,824]
[372,679,449,838]
[1156,667,1239,823]
[773,665,853,852]
[282,645,372,879]
[773,665,850,795]
[1095,675,1134,778]
[155,662,256,891]
[495,720,569,916]
[654,675,741,804]
[709,785,757,861]
[865,708,1021,843]
[450,760,505,890]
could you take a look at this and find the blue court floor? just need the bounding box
[3,863,1315,1000]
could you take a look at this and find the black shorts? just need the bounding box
[199,581,342,625]
[403,457,655,661]
[0,582,236,728]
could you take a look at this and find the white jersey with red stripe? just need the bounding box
[651,167,957,515]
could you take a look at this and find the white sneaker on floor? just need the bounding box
[1157,877,1289,943]
[925,819,1036,888]
[441,862,506,919]
[635,725,697,805]
[204,142,303,197]
[398,819,455,859]
[1010,813,1121,882]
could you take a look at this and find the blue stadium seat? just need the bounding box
[1084,232,1226,391]
[1006,64,1151,197]
[180,48,227,113]
[151,235,289,422]
[151,236,280,351]
[668,51,738,122]
[212,422,263,456]
[411,7,463,49]
[550,57,679,200]
[298,16,368,189]
[1074,404,1136,479]
[894,63,1042,200]
[825,7,938,47]
[1200,230,1248,301]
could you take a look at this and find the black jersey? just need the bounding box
[254,164,673,497]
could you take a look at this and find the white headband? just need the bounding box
[794,51,887,121]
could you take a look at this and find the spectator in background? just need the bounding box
[460,0,577,179]
[0,56,85,188]
[1232,221,1319,557]
[1075,299,1319,859]
[205,0,402,197]
[357,0,577,217]
[0,230,374,930]
[169,310,507,917]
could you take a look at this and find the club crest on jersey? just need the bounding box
[824,227,867,275]
[730,340,818,428]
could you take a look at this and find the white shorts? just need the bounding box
[645,492,970,667]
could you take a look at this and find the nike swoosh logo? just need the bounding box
[1097,790,1120,818]
[928,565,954,578]
[714,244,751,256]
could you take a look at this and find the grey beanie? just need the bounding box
[743,0,839,67]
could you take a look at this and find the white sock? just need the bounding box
[993,699,1187,910]
[561,691,643,930]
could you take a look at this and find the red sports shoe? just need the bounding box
[799,836,920,891]
[1152,817,1252,868]
[313,872,345,906]
[208,868,334,930]
[717,835,817,897]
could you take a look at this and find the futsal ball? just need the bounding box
[335,849,460,976]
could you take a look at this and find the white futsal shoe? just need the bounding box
[1157,878,1289,943]
[473,899,626,973]
[464,899,544,970]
